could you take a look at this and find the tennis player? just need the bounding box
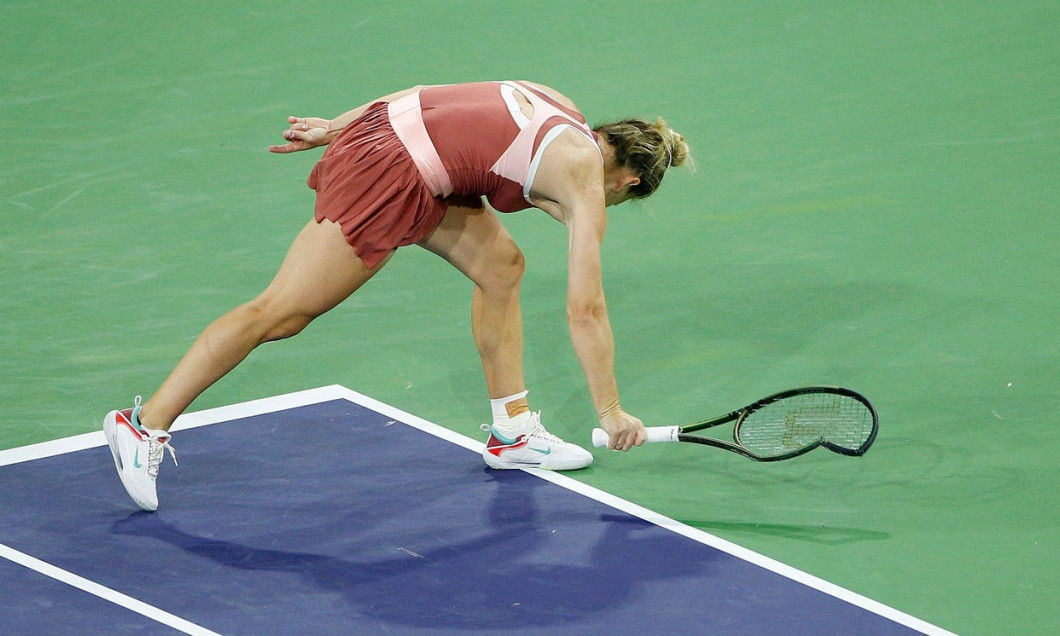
[103,80,691,511]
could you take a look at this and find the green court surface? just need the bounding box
[2,2,1057,634]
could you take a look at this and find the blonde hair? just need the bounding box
[593,117,693,198]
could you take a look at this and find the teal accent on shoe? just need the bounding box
[130,395,146,431]
[131,404,145,431]
[490,427,519,445]
[133,448,143,469]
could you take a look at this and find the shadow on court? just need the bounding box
[110,472,711,631]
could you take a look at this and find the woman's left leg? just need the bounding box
[105,218,389,511]
[139,219,389,431]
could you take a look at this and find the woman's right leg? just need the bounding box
[138,218,389,431]
[418,205,592,470]
[417,205,526,400]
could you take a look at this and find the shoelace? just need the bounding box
[525,412,565,444]
[145,433,178,477]
[131,396,178,476]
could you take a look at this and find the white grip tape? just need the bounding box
[591,426,679,447]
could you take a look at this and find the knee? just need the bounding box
[239,298,313,343]
[263,316,312,342]
[480,240,525,293]
[501,242,525,284]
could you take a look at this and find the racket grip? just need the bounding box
[592,426,680,447]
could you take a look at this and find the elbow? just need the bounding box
[567,301,605,329]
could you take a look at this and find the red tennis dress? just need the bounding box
[307,81,598,268]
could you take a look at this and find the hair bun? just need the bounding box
[593,117,693,198]
[652,118,693,170]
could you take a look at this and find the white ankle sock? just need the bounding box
[490,390,531,437]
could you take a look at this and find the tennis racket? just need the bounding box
[592,386,878,462]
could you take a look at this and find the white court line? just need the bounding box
[0,385,956,636]
[0,385,353,466]
[0,543,221,636]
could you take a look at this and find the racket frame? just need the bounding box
[677,386,879,462]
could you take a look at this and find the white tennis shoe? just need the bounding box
[103,397,177,512]
[481,412,593,471]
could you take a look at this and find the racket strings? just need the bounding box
[737,393,874,457]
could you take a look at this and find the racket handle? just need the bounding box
[592,426,680,447]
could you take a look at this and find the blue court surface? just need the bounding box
[0,386,953,635]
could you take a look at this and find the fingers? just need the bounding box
[269,131,311,154]
[283,129,313,143]
[603,413,647,452]
[608,431,640,452]
[268,141,307,154]
[287,116,310,130]
[268,118,308,154]
[268,116,327,154]
[287,116,329,132]
[282,117,314,141]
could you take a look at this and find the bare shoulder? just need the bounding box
[529,128,604,216]
[518,81,580,111]
[547,127,603,165]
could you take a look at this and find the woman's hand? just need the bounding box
[600,409,647,451]
[268,116,332,154]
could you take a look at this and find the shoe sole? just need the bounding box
[482,451,592,471]
[102,410,159,512]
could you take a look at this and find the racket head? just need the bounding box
[732,386,878,460]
